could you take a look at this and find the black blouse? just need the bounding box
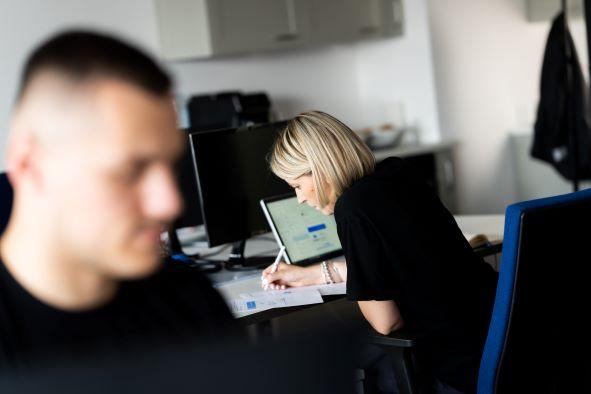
[334,157,498,393]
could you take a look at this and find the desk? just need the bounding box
[454,214,504,242]
[178,214,505,326]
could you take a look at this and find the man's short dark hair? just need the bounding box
[17,30,172,100]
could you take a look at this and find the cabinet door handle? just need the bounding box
[276,0,299,42]
[358,26,380,35]
[392,0,403,25]
[443,159,455,187]
[276,33,299,41]
[285,0,298,34]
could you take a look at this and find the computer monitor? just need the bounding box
[174,91,272,235]
[166,132,224,272]
[174,135,203,229]
[189,121,292,267]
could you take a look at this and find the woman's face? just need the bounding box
[288,174,335,215]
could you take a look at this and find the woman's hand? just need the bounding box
[261,262,323,290]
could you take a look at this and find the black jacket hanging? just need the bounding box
[531,12,591,180]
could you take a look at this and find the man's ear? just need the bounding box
[5,132,43,192]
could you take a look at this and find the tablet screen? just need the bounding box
[263,195,342,264]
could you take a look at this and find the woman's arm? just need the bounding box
[263,261,403,335]
[358,300,404,335]
[262,260,347,289]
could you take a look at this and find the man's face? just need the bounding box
[41,79,183,279]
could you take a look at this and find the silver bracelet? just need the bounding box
[321,261,334,284]
[331,262,340,280]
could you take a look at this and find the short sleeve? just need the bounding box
[337,214,398,301]
[156,263,241,336]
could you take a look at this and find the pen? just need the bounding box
[262,246,286,290]
[270,245,286,273]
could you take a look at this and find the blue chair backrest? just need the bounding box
[0,172,13,236]
[478,188,591,393]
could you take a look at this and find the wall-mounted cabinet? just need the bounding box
[154,0,403,60]
[154,0,310,59]
[207,0,311,54]
[308,0,403,43]
[525,0,582,22]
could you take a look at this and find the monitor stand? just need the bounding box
[225,240,276,271]
[166,228,222,273]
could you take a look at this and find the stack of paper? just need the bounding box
[226,282,346,318]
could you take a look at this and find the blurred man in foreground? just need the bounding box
[0,30,236,369]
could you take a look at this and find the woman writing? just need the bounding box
[262,111,498,394]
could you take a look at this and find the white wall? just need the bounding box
[170,46,364,129]
[0,0,160,170]
[354,0,441,142]
[0,0,440,172]
[5,0,568,214]
[150,0,440,138]
[428,0,586,213]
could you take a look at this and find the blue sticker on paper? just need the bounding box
[246,301,256,310]
[307,223,327,233]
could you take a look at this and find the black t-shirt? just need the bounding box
[335,157,498,393]
[0,258,238,371]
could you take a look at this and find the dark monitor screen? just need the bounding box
[173,135,203,229]
[189,121,292,247]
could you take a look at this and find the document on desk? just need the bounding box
[227,299,274,317]
[228,288,324,318]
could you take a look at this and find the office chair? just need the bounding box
[0,172,13,236]
[371,188,591,394]
[368,330,420,394]
[477,188,591,393]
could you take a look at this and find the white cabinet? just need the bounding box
[525,0,583,22]
[155,0,310,59]
[380,0,404,38]
[307,0,403,43]
[207,0,311,54]
[307,0,376,43]
[154,0,404,60]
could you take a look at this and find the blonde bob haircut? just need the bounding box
[269,111,375,207]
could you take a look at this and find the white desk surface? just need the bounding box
[178,214,505,286]
[454,214,504,242]
[175,213,505,318]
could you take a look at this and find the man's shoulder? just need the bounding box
[155,261,213,282]
[122,260,237,331]
[129,261,217,298]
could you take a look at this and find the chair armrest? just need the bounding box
[368,329,417,348]
[473,241,503,257]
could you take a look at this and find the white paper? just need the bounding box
[228,288,324,317]
[227,299,274,317]
[239,288,324,306]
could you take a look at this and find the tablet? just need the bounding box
[260,193,343,265]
